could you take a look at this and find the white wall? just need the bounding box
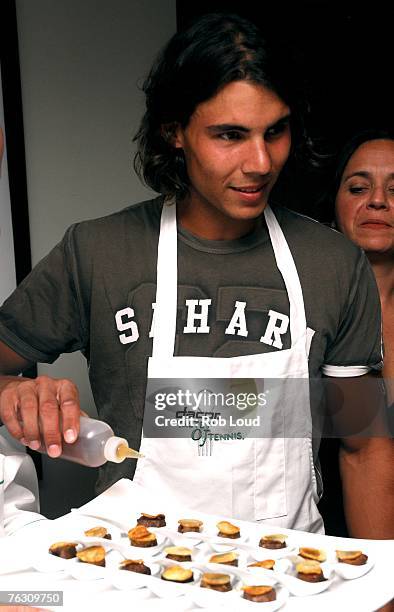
[0,66,17,305]
[16,0,176,412]
[15,0,176,515]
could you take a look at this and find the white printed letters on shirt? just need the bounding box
[224,301,248,337]
[259,309,289,349]
[183,299,211,334]
[149,302,156,338]
[115,300,290,349]
[115,307,139,344]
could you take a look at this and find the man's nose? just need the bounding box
[367,185,389,209]
[241,139,272,175]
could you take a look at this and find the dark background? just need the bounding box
[177,0,393,222]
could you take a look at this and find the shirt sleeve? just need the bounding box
[0,225,87,363]
[322,251,383,377]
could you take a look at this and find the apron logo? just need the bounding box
[191,426,244,447]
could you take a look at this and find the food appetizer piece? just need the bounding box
[296,560,326,583]
[137,512,166,528]
[84,526,112,540]
[209,551,238,566]
[161,565,194,583]
[200,572,232,592]
[216,520,241,539]
[299,547,326,562]
[336,550,368,566]
[178,518,203,533]
[164,546,193,562]
[76,545,106,567]
[259,534,287,550]
[119,558,151,575]
[128,525,158,547]
[242,585,276,603]
[48,541,77,559]
[248,559,275,570]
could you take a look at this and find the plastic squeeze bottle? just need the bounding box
[38,416,143,467]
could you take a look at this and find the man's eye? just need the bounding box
[265,121,289,140]
[218,131,242,141]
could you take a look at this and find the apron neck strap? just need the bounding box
[152,199,178,359]
[152,201,307,359]
[263,205,307,343]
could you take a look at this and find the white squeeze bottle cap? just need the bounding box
[103,436,142,463]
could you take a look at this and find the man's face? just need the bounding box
[335,140,394,256]
[173,81,291,239]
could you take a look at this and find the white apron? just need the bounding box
[133,201,324,533]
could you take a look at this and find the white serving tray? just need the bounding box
[1,478,393,612]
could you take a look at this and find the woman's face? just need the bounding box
[335,139,394,256]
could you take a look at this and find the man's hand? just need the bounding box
[0,375,81,457]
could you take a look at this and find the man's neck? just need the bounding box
[177,197,263,240]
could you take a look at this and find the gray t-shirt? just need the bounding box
[0,197,382,492]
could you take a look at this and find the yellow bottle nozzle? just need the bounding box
[116,443,144,461]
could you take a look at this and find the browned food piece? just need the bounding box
[164,546,193,562]
[76,545,106,567]
[48,541,77,559]
[209,551,238,566]
[128,525,158,547]
[200,572,232,592]
[299,547,326,562]
[296,560,326,583]
[248,559,275,570]
[178,518,203,533]
[259,534,287,550]
[84,526,112,540]
[336,550,368,566]
[137,512,166,528]
[161,565,194,583]
[242,585,277,603]
[119,558,151,575]
[216,520,240,539]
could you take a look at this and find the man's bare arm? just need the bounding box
[325,374,394,539]
[0,340,81,456]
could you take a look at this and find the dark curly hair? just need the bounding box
[133,12,313,199]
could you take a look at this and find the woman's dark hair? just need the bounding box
[319,128,394,223]
[133,12,313,199]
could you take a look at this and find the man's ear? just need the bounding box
[161,122,183,148]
